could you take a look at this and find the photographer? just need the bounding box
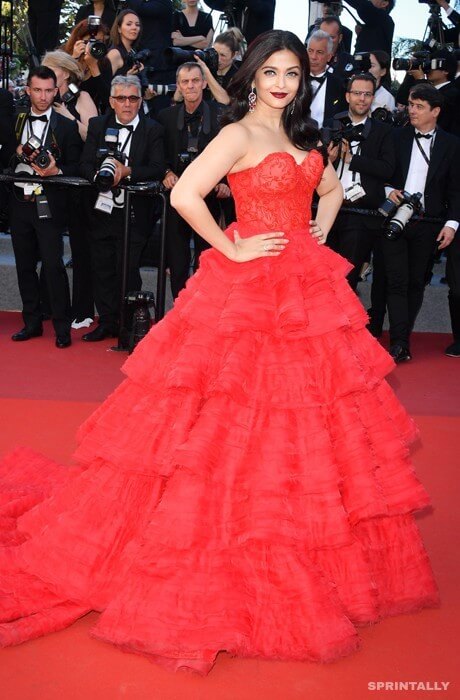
[9,66,82,349]
[344,0,395,58]
[369,50,396,111]
[157,62,229,298]
[193,28,245,105]
[395,48,460,136]
[326,72,395,291]
[80,75,164,341]
[433,0,460,46]
[379,83,460,362]
[307,30,347,128]
[204,1,276,46]
[107,10,145,77]
[317,15,354,81]
[172,0,214,51]
[307,3,353,53]
[63,19,113,114]
[75,1,117,32]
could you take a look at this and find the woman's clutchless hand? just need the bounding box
[230,230,289,262]
[310,220,327,245]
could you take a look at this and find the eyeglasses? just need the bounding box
[111,95,141,103]
[348,90,374,98]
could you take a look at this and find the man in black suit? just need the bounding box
[434,0,460,47]
[9,66,82,348]
[326,72,395,290]
[0,88,15,229]
[28,0,63,59]
[307,30,347,128]
[158,62,230,298]
[80,75,165,342]
[319,16,354,83]
[380,83,460,362]
[307,3,353,54]
[344,0,395,57]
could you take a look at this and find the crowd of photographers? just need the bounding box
[0,0,459,360]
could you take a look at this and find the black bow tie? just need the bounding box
[116,124,134,132]
[415,132,433,139]
[29,115,48,122]
[352,124,365,134]
[310,75,326,86]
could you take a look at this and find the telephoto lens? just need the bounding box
[95,159,117,192]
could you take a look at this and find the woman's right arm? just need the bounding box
[107,48,124,76]
[194,55,230,105]
[170,123,289,262]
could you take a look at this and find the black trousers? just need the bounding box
[68,190,94,321]
[28,0,63,58]
[446,231,460,342]
[10,197,71,335]
[327,213,378,291]
[380,221,438,347]
[87,205,149,328]
[166,196,220,299]
[369,233,387,331]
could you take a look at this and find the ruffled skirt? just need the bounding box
[0,224,439,674]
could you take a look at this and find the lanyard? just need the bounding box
[415,132,435,168]
[27,117,50,146]
[118,128,134,157]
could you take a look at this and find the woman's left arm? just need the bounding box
[312,162,344,243]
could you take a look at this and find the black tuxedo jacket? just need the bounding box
[389,126,460,222]
[327,113,395,215]
[157,101,221,176]
[345,0,394,56]
[396,77,460,137]
[311,73,347,128]
[13,109,82,226]
[80,112,165,225]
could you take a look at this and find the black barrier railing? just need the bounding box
[0,173,168,349]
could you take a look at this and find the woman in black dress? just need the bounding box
[172,0,213,52]
[107,10,144,77]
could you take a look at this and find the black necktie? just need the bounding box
[29,115,48,122]
[415,132,433,139]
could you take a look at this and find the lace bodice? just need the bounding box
[227,149,325,231]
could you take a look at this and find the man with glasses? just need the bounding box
[326,72,395,291]
[80,75,165,341]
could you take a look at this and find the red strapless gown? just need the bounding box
[0,150,439,674]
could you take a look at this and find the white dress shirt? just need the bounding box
[338,116,367,192]
[21,107,53,145]
[310,73,327,129]
[372,85,396,113]
[386,130,458,232]
[112,114,140,207]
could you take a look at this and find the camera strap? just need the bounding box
[414,131,435,167]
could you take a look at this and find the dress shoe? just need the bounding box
[12,326,43,342]
[82,325,118,342]
[390,344,412,363]
[55,333,72,349]
[445,341,460,358]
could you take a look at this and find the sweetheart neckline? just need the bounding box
[228,150,319,178]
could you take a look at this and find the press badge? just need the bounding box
[95,191,114,214]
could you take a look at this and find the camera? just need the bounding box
[148,83,176,96]
[60,82,80,105]
[164,47,219,76]
[372,106,410,128]
[379,191,423,240]
[86,15,108,59]
[176,150,198,175]
[321,113,367,151]
[125,48,153,70]
[95,128,127,192]
[392,50,448,73]
[342,52,372,81]
[19,135,60,170]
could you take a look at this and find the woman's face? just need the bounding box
[119,14,141,43]
[213,42,234,72]
[369,54,386,85]
[253,49,301,112]
[184,0,199,7]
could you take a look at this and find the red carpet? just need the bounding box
[0,311,458,699]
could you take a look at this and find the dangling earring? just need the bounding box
[248,87,257,112]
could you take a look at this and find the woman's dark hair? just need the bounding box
[63,19,110,56]
[214,27,245,55]
[371,49,390,74]
[222,29,323,157]
[109,9,142,49]
[409,83,444,110]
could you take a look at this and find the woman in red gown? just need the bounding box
[0,30,438,675]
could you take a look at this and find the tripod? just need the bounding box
[423,4,447,49]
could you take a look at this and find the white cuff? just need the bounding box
[445,220,458,232]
